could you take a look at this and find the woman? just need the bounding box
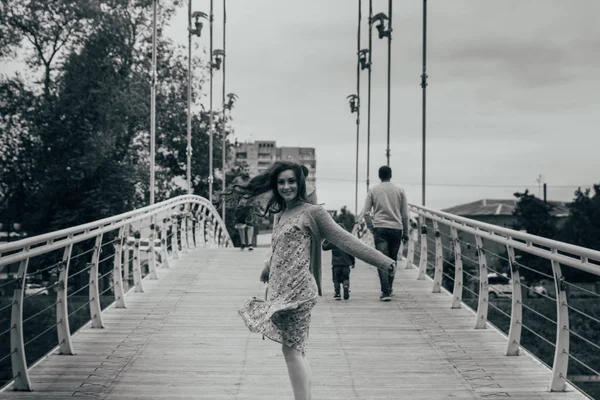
[237,161,396,400]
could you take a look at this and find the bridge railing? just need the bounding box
[0,195,231,391]
[400,204,599,394]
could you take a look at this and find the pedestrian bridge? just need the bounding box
[0,195,598,399]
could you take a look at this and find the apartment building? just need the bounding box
[230,141,316,186]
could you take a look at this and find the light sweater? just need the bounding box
[269,204,394,295]
[361,182,409,231]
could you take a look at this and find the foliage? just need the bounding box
[560,184,600,252]
[512,187,600,283]
[0,0,234,237]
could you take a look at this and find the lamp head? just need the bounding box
[212,49,225,70]
[190,11,208,37]
[371,12,390,39]
[358,49,370,70]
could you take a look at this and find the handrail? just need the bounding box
[409,203,600,273]
[0,195,231,391]
[354,204,599,396]
[0,196,227,266]
[0,195,215,254]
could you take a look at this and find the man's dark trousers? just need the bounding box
[373,227,403,296]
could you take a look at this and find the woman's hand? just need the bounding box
[388,261,397,277]
[260,268,269,283]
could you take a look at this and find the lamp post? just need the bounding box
[208,0,214,203]
[347,94,359,214]
[354,0,362,216]
[221,0,227,220]
[366,0,373,191]
[149,0,158,205]
[421,0,428,206]
[187,6,208,194]
[210,47,224,205]
[372,3,392,167]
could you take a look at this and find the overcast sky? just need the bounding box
[8,1,599,214]
[165,0,600,212]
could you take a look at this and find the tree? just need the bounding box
[512,190,557,238]
[561,184,600,252]
[0,0,227,237]
[0,0,98,97]
[511,190,557,283]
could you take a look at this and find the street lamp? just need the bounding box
[224,93,238,111]
[358,49,370,70]
[421,0,428,206]
[346,94,359,114]
[372,3,393,167]
[210,48,225,207]
[212,49,224,70]
[150,0,158,205]
[208,0,215,203]
[221,0,228,220]
[187,7,208,195]
[354,0,363,216]
[365,0,374,191]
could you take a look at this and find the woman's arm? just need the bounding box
[306,206,394,272]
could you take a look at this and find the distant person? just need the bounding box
[360,166,409,301]
[300,165,317,204]
[231,166,255,251]
[322,222,355,300]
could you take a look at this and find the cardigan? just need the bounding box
[267,204,394,296]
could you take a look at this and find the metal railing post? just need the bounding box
[549,249,569,391]
[172,213,181,259]
[180,210,189,253]
[186,208,193,249]
[474,233,489,329]
[450,226,463,309]
[132,230,144,293]
[113,226,127,308]
[432,220,442,293]
[89,234,104,328]
[417,215,428,280]
[160,219,170,269]
[57,241,75,354]
[505,243,522,355]
[10,248,32,390]
[406,220,417,268]
[148,220,158,279]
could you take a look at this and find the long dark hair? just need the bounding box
[220,161,308,216]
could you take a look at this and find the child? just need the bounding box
[322,222,355,300]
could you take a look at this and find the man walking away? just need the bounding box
[360,166,409,301]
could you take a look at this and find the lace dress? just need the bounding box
[238,212,318,354]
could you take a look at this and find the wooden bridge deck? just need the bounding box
[1,247,586,399]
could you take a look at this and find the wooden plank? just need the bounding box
[1,248,587,399]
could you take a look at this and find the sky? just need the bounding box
[6,1,599,214]
[163,0,599,213]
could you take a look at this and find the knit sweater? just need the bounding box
[268,204,394,295]
[361,182,409,231]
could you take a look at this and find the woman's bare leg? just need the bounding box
[282,344,311,400]
[304,355,312,400]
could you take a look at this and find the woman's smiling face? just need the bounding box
[277,169,298,202]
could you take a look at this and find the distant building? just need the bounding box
[277,147,316,186]
[230,140,277,176]
[229,141,316,186]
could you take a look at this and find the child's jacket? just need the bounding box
[322,240,355,266]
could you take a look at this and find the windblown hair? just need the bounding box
[220,161,308,217]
